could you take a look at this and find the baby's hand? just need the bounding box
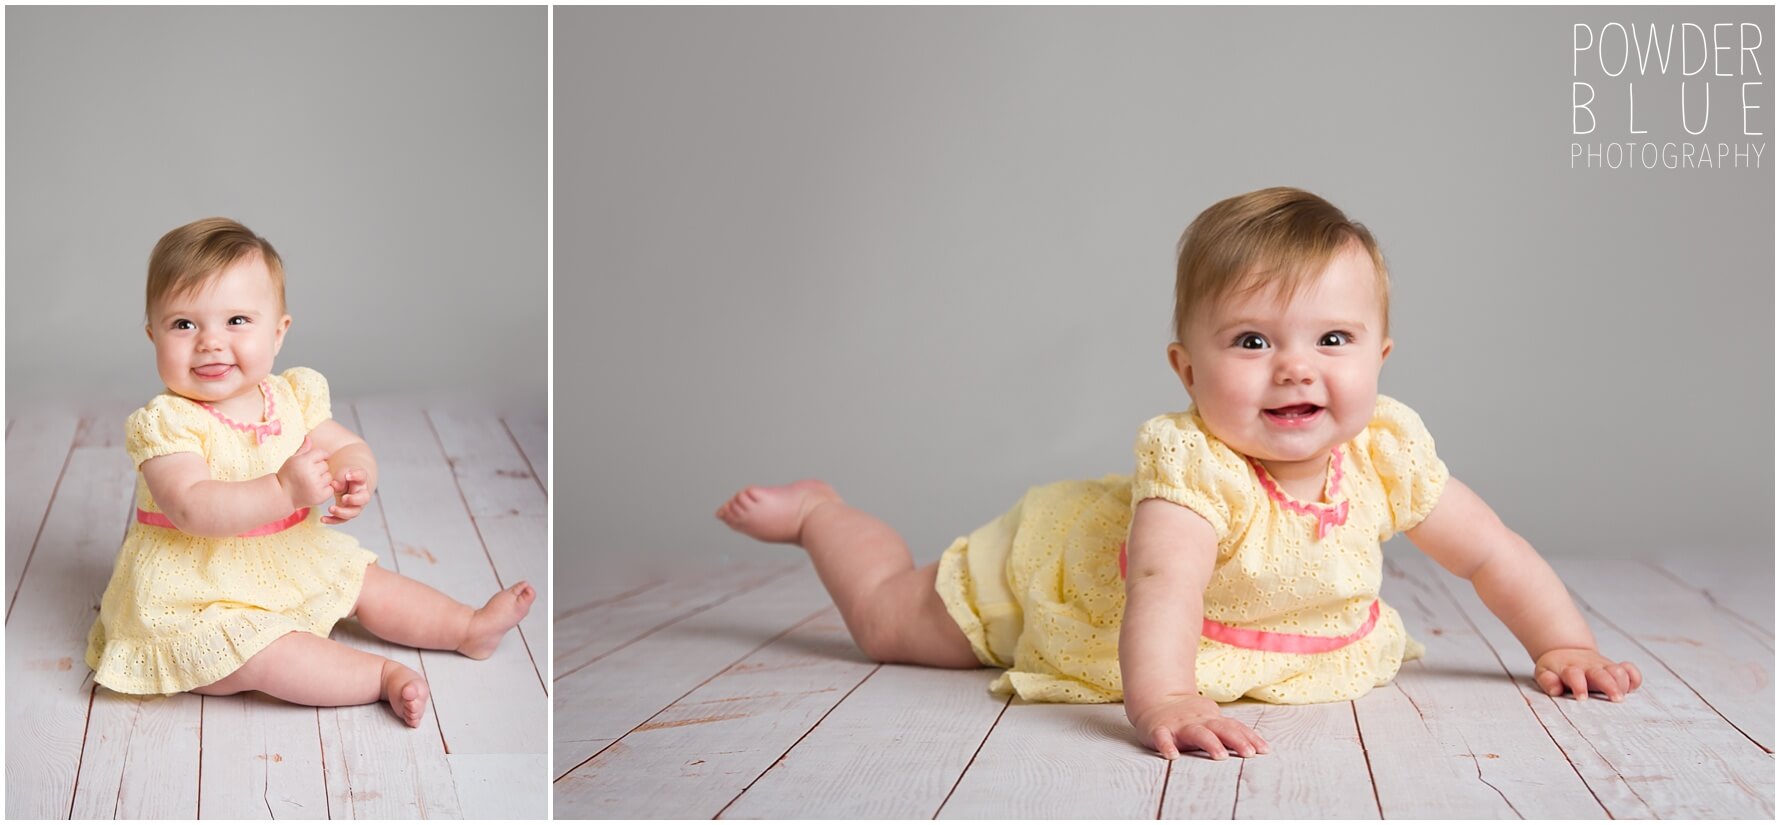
[1535,647,1642,702]
[1132,694,1268,761]
[276,436,335,510]
[321,467,372,525]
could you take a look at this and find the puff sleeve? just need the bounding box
[125,396,205,469]
[1130,411,1257,544]
[1365,395,1450,534]
[280,367,332,432]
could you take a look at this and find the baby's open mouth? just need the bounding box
[1265,404,1323,418]
[193,364,235,378]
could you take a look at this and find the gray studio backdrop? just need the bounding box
[6,6,545,403]
[565,6,1773,585]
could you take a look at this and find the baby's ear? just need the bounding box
[1380,337,1394,362]
[1166,342,1194,390]
[144,323,154,344]
[273,314,293,353]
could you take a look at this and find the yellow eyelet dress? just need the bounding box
[85,367,380,695]
[935,395,1448,705]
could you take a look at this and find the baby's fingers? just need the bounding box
[1240,725,1267,756]
[1535,668,1562,696]
[1209,718,1261,758]
[1589,666,1624,701]
[1562,665,1590,700]
[1150,726,1181,761]
[1622,661,1643,693]
[322,503,361,524]
[339,469,367,493]
[1180,725,1230,760]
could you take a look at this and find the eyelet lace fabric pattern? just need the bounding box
[85,367,379,695]
[935,395,1448,705]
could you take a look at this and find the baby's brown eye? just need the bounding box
[1319,332,1353,347]
[173,319,194,331]
[1236,333,1269,350]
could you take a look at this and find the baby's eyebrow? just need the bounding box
[1214,318,1272,334]
[1214,318,1370,334]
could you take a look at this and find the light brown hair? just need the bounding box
[145,218,285,317]
[1173,187,1389,341]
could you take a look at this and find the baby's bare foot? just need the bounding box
[714,479,841,544]
[379,660,430,727]
[458,581,536,660]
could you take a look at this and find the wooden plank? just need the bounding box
[449,753,548,820]
[555,574,662,620]
[939,701,1162,819]
[1435,553,1773,818]
[722,664,1010,819]
[555,558,800,681]
[428,408,544,519]
[5,410,77,618]
[1550,557,1773,752]
[553,566,834,778]
[557,607,877,818]
[429,408,548,682]
[197,695,328,819]
[5,412,137,819]
[1222,700,1377,819]
[352,398,546,756]
[1158,701,1265,819]
[1364,551,1608,818]
[472,512,548,683]
[71,691,203,818]
[319,624,464,820]
[1652,558,1774,639]
[502,411,547,494]
[318,403,463,820]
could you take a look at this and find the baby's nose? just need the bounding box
[1274,359,1314,384]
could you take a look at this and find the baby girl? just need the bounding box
[718,187,1642,760]
[86,218,535,727]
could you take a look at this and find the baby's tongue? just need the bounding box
[1271,404,1319,416]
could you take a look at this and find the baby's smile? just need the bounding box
[193,363,236,380]
[1261,403,1324,428]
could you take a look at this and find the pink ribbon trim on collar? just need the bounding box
[1249,447,1349,540]
[196,380,283,445]
[136,507,309,537]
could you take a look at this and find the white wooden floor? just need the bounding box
[556,547,1774,818]
[5,397,548,819]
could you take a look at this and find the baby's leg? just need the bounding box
[717,480,980,668]
[192,631,431,727]
[350,563,535,660]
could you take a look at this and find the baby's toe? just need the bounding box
[401,681,430,725]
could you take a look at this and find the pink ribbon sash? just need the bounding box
[1201,599,1380,654]
[1117,541,1380,653]
[136,507,308,537]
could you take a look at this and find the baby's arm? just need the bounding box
[141,439,335,537]
[1121,498,1268,760]
[1405,478,1642,701]
[307,419,378,524]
